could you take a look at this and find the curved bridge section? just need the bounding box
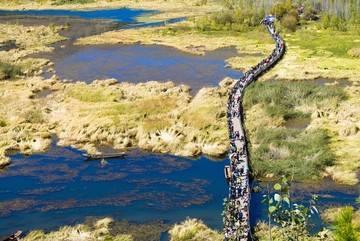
[223,18,285,240]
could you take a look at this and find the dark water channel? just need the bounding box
[0,8,358,239]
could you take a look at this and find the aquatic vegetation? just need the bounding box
[169,218,222,241]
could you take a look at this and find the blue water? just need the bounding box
[0,8,155,23]
[0,143,228,238]
[50,45,241,93]
[0,141,358,238]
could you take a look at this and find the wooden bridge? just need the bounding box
[223,17,285,240]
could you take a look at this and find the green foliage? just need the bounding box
[243,81,347,120]
[269,0,295,19]
[243,82,345,180]
[0,61,22,80]
[262,174,319,240]
[194,0,266,31]
[332,206,360,241]
[52,0,94,5]
[67,86,123,102]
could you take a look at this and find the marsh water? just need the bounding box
[42,44,241,93]
[0,8,359,239]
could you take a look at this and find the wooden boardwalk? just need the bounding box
[223,17,285,240]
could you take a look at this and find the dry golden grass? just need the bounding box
[0,23,66,63]
[169,218,223,241]
[20,217,133,241]
[0,73,230,163]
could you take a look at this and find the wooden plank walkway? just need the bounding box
[223,17,285,240]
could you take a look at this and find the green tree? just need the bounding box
[333,206,360,241]
[262,174,319,240]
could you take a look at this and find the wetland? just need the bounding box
[0,1,359,239]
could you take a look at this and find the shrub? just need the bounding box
[332,206,360,241]
[0,61,21,80]
[23,109,45,124]
[0,119,6,127]
[262,174,319,240]
[281,13,298,31]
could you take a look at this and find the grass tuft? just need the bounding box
[169,218,222,241]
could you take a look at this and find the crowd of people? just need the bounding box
[223,17,285,241]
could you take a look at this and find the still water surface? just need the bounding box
[0,142,228,238]
[50,45,241,93]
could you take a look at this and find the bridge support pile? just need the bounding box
[223,18,285,241]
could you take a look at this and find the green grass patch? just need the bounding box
[52,0,94,5]
[243,81,346,120]
[243,81,347,180]
[286,26,360,58]
[251,127,334,180]
[66,86,123,102]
